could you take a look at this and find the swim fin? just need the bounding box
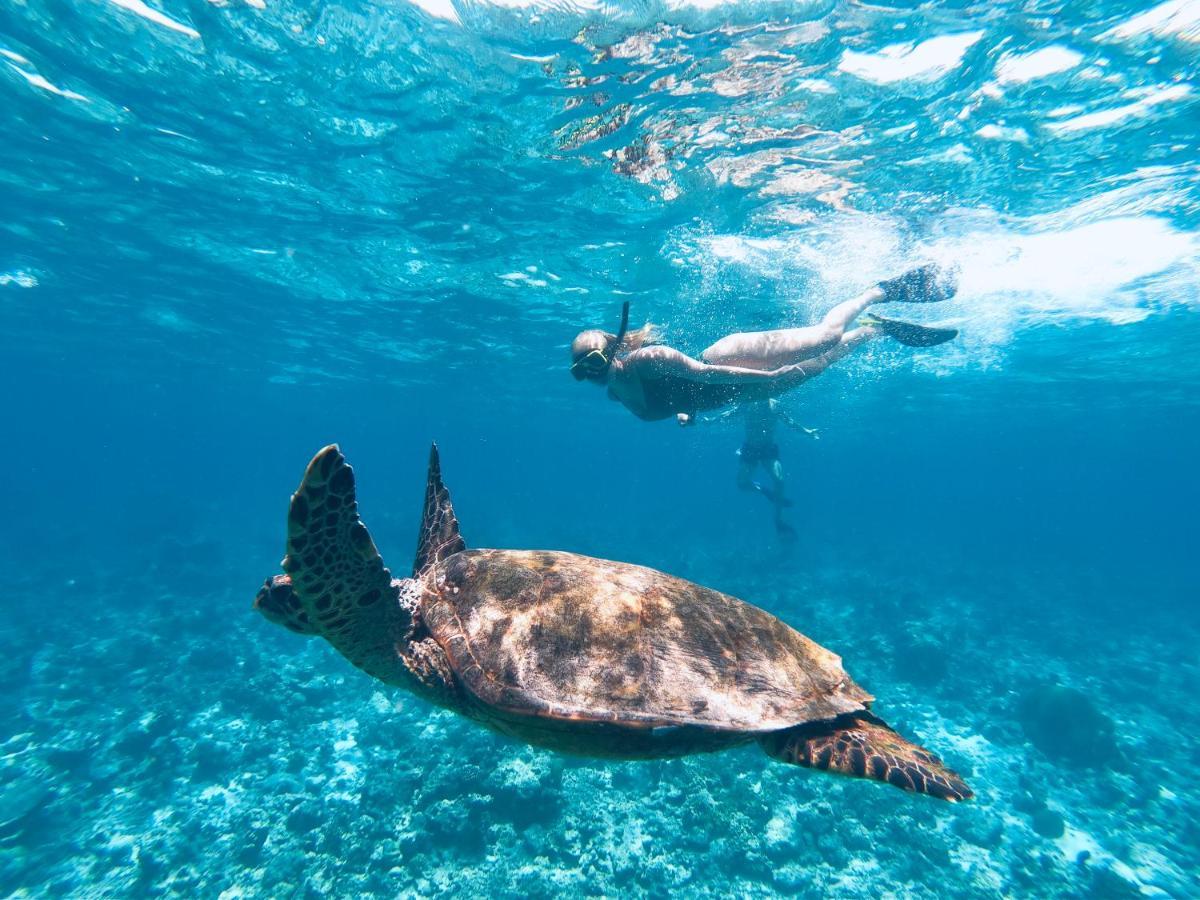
[862,313,958,347]
[878,264,958,304]
[775,518,797,541]
[752,481,794,508]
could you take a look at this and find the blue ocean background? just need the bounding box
[2,0,1199,895]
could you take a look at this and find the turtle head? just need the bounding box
[253,574,319,635]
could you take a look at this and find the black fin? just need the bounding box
[413,443,466,577]
[878,264,959,303]
[865,313,958,347]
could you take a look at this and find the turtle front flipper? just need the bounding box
[273,445,411,684]
[760,712,972,802]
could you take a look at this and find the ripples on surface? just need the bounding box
[1,0,1198,398]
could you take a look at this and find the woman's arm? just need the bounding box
[629,346,815,386]
[677,406,740,427]
[770,401,821,439]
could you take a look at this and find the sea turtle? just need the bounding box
[254,445,971,801]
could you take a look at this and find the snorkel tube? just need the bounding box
[607,300,631,364]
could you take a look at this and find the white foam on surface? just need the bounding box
[0,271,39,288]
[838,32,984,84]
[995,46,1083,84]
[460,0,602,9]
[408,0,461,23]
[683,206,1197,375]
[943,216,1195,314]
[407,0,805,18]
[1047,84,1192,134]
[915,214,1195,373]
[8,64,90,102]
[975,123,1029,142]
[666,0,750,7]
[109,0,200,38]
[1100,0,1200,43]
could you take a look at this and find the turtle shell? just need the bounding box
[419,549,873,732]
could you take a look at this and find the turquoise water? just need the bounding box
[3,0,1199,895]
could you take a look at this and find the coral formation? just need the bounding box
[1017,684,1119,767]
[0,556,1194,897]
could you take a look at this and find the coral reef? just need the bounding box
[1017,684,1120,767]
[0,556,1195,897]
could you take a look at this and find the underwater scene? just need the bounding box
[3,0,1199,895]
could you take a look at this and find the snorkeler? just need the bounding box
[736,399,816,540]
[689,399,820,540]
[569,264,958,422]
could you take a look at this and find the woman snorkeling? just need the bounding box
[569,264,959,423]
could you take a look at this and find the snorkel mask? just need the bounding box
[571,301,630,381]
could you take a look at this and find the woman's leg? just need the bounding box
[745,325,878,400]
[788,325,876,376]
[700,287,884,370]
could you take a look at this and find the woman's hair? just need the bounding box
[619,322,662,353]
[570,320,662,366]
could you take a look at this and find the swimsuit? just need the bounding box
[737,441,779,465]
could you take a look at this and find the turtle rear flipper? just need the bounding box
[276,445,408,681]
[760,712,972,802]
